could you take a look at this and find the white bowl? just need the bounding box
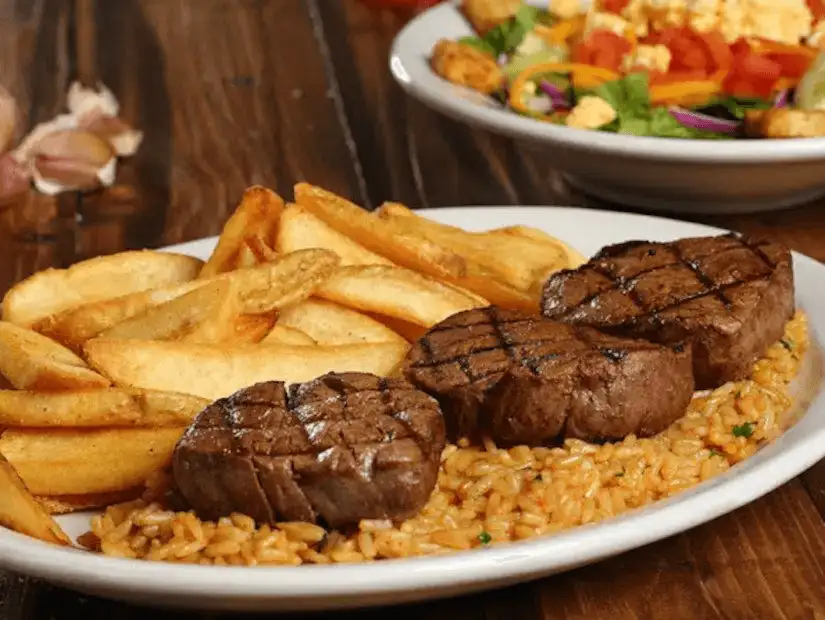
[389,1,825,214]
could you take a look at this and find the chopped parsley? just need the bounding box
[615,470,625,477]
[781,338,794,351]
[478,531,492,545]
[709,449,724,458]
[732,422,755,438]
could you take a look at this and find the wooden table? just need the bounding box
[1,1,825,618]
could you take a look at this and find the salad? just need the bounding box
[430,0,825,138]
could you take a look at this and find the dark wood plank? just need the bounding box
[537,480,825,620]
[312,0,578,210]
[74,0,367,257]
[0,0,73,291]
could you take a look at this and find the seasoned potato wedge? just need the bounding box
[276,203,393,266]
[277,298,407,346]
[377,201,582,296]
[0,388,208,428]
[0,454,72,545]
[0,428,186,495]
[84,338,411,401]
[228,313,278,345]
[2,251,203,327]
[99,280,235,343]
[0,321,110,390]
[317,265,485,328]
[365,312,429,343]
[294,184,533,311]
[37,489,143,515]
[35,249,339,349]
[260,324,318,346]
[200,185,284,277]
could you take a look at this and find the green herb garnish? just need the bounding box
[477,4,542,57]
[478,531,492,544]
[732,422,755,438]
[781,338,794,351]
[709,449,724,458]
[615,471,625,477]
[458,36,496,56]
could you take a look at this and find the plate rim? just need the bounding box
[1,204,823,609]
[389,2,825,164]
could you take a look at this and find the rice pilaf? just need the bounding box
[82,311,810,565]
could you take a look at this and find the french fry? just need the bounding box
[200,186,284,278]
[245,233,279,264]
[294,184,534,311]
[489,224,589,268]
[0,388,209,428]
[0,321,110,390]
[84,338,411,401]
[0,454,71,545]
[2,251,203,327]
[277,298,407,346]
[37,489,143,515]
[229,313,278,345]
[261,324,318,346]
[377,201,579,296]
[365,312,429,343]
[35,249,340,349]
[0,428,186,496]
[99,280,234,342]
[317,265,485,328]
[276,203,393,266]
[236,242,260,269]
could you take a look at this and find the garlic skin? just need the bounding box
[5,81,141,197]
[11,114,78,164]
[66,82,119,119]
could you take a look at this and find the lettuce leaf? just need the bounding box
[586,74,732,138]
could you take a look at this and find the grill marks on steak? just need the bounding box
[541,234,794,389]
[172,373,446,529]
[404,307,694,446]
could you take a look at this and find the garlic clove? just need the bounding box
[30,129,116,194]
[77,111,144,157]
[66,81,119,119]
[11,114,78,164]
[0,85,19,155]
[33,155,117,195]
[30,129,114,166]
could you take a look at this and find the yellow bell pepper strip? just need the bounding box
[536,17,585,46]
[509,62,620,114]
[649,80,722,105]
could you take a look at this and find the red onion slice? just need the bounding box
[538,79,570,109]
[668,106,741,134]
[773,89,789,107]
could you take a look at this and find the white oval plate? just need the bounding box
[389,2,825,213]
[0,206,823,613]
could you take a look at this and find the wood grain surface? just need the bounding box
[1,1,824,618]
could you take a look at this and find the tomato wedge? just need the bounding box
[722,41,782,97]
[573,30,632,71]
[643,27,733,82]
[602,0,631,13]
